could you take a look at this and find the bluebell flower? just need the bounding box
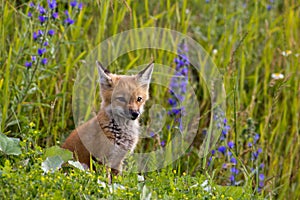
[161,140,166,147]
[64,17,75,25]
[38,6,47,15]
[254,133,260,144]
[267,5,272,11]
[207,156,212,166]
[41,58,48,65]
[150,132,155,138]
[218,146,226,154]
[219,135,225,141]
[25,61,32,68]
[48,29,55,36]
[231,167,239,174]
[28,12,32,18]
[70,0,77,7]
[211,149,215,155]
[222,163,227,169]
[47,0,57,10]
[168,98,176,106]
[257,148,262,154]
[78,3,83,10]
[38,48,46,56]
[260,163,265,169]
[43,41,49,46]
[248,142,253,147]
[227,151,232,157]
[259,181,264,188]
[228,141,234,149]
[64,10,69,16]
[38,30,44,36]
[252,148,262,160]
[52,12,58,19]
[29,2,35,7]
[229,175,235,182]
[31,56,36,62]
[259,173,265,181]
[230,157,237,164]
[38,15,46,24]
[33,32,38,40]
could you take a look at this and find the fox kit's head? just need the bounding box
[96,61,154,121]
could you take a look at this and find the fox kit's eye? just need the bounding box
[116,97,126,103]
[137,97,143,102]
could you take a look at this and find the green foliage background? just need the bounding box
[0,0,299,199]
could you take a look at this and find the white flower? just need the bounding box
[281,50,292,57]
[271,73,284,80]
[137,175,145,182]
[212,49,218,55]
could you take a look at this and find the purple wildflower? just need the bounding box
[37,48,46,56]
[70,0,77,7]
[168,98,176,106]
[254,134,260,144]
[52,12,58,19]
[64,18,74,25]
[248,142,253,147]
[229,175,235,183]
[25,61,32,68]
[38,30,44,36]
[41,58,48,65]
[33,32,38,40]
[78,2,83,10]
[38,6,46,15]
[228,141,234,149]
[43,41,49,46]
[161,140,166,147]
[28,12,32,18]
[48,29,55,36]
[47,0,57,10]
[38,15,46,24]
[31,56,36,62]
[150,132,155,138]
[211,149,215,155]
[29,2,35,7]
[230,157,237,164]
[259,173,265,181]
[217,146,226,154]
[231,167,239,174]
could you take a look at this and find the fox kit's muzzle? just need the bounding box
[130,109,140,120]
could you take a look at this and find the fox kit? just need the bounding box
[62,61,154,174]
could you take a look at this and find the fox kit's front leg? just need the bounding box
[62,60,154,177]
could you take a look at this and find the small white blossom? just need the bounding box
[281,50,292,57]
[271,73,284,80]
[212,49,218,55]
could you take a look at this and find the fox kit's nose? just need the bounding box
[130,110,140,120]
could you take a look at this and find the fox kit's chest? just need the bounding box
[99,118,139,151]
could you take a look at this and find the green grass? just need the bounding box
[0,0,299,199]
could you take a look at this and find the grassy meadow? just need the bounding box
[0,0,299,199]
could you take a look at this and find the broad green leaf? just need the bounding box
[43,146,73,162]
[68,160,85,171]
[0,133,22,155]
[41,156,64,173]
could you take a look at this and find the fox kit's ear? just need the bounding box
[96,61,112,87]
[136,62,154,87]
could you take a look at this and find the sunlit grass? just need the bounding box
[0,0,299,199]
